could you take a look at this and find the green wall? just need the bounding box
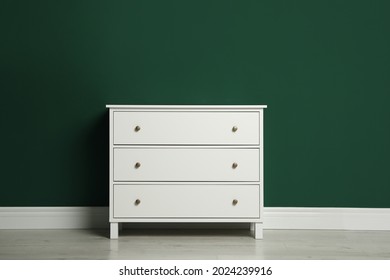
[1,0,389,207]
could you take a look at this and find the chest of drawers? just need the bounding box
[106,105,267,239]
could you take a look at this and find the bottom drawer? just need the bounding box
[113,184,260,218]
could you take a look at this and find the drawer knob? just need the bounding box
[134,126,141,132]
[134,199,141,205]
[135,162,141,168]
[232,162,238,169]
[232,199,238,206]
[232,126,238,132]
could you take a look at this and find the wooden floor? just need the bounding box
[0,229,389,260]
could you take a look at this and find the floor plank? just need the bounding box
[0,229,389,260]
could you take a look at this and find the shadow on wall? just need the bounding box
[80,109,110,236]
[83,110,109,207]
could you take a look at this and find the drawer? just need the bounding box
[113,148,259,182]
[113,184,260,218]
[113,111,259,145]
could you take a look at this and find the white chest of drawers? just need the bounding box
[106,105,267,239]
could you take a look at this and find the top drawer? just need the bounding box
[113,111,259,145]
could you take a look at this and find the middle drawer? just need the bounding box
[113,148,259,182]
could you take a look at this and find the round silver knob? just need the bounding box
[232,199,238,206]
[232,126,238,132]
[134,126,141,132]
[135,199,141,206]
[232,162,238,169]
[135,162,141,168]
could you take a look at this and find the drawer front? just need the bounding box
[113,184,260,218]
[113,111,259,145]
[113,148,259,182]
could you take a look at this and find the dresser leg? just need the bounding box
[110,223,119,239]
[251,223,263,239]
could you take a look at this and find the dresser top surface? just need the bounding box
[106,105,267,109]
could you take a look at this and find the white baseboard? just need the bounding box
[0,207,389,230]
[0,207,109,229]
[263,207,390,230]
